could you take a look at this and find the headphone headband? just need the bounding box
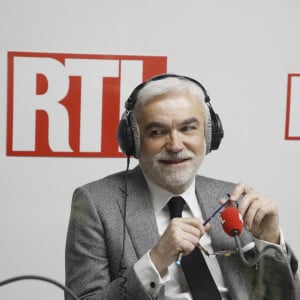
[125,74,211,112]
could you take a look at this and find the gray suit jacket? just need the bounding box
[65,166,298,300]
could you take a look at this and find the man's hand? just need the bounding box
[149,218,210,276]
[228,182,280,244]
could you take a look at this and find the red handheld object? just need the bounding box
[221,207,243,237]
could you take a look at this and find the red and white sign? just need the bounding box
[7,52,167,157]
[285,73,300,140]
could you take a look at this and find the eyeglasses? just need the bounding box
[196,193,239,258]
[197,242,237,258]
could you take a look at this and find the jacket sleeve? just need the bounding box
[65,186,154,300]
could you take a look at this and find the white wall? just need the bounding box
[1,1,299,299]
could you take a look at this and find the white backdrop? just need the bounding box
[1,1,300,299]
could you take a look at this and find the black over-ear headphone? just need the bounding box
[116,73,224,157]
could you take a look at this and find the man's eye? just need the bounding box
[149,130,165,137]
[181,125,196,132]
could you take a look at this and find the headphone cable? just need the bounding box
[118,155,130,299]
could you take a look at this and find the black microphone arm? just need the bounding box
[0,275,79,300]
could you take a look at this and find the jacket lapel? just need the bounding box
[195,175,253,299]
[117,166,160,258]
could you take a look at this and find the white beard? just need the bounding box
[139,150,204,193]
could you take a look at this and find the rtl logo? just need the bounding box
[285,73,300,140]
[7,52,167,157]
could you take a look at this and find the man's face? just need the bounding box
[137,93,206,193]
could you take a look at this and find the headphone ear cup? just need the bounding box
[210,112,224,152]
[205,101,224,153]
[116,114,135,156]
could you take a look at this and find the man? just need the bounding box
[65,74,299,300]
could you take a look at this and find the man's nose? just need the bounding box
[165,130,184,152]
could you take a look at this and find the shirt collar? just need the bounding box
[143,175,199,218]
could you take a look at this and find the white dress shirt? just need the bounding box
[133,177,286,300]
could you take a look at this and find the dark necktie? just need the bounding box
[167,196,222,300]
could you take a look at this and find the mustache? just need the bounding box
[155,151,196,161]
